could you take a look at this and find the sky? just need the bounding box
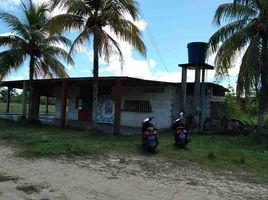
[0,0,237,88]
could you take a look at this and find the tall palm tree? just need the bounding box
[208,0,268,131]
[49,0,146,126]
[0,0,74,120]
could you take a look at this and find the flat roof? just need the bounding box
[0,76,228,95]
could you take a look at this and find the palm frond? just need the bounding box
[213,3,257,26]
[0,49,26,80]
[0,13,29,40]
[110,19,146,57]
[214,26,255,76]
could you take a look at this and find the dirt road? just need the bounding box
[0,144,267,200]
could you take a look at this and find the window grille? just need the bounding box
[144,87,165,93]
[123,100,152,112]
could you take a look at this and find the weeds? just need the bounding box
[17,184,41,194]
[0,173,19,182]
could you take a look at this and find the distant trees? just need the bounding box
[0,88,19,103]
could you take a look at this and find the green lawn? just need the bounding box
[0,102,55,114]
[0,119,268,183]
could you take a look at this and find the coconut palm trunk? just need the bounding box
[92,34,99,126]
[258,35,268,131]
[28,55,35,121]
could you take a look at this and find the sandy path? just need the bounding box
[0,144,267,200]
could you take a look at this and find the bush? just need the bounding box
[224,86,242,118]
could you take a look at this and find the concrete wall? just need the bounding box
[120,86,173,129]
[171,86,180,122]
[67,86,79,120]
[53,87,61,119]
[53,86,79,121]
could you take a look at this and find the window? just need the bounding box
[123,100,152,112]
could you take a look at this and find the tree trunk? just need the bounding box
[28,56,35,121]
[92,34,99,127]
[257,35,268,132]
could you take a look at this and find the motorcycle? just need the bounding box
[141,117,159,151]
[172,112,191,148]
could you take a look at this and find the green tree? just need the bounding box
[49,0,146,126]
[224,85,242,118]
[0,88,18,103]
[208,0,268,131]
[0,0,74,120]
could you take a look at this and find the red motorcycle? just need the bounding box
[172,112,191,148]
[142,117,159,151]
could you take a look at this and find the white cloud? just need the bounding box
[4,75,24,81]
[149,59,156,68]
[0,32,14,37]
[0,0,20,11]
[66,64,76,71]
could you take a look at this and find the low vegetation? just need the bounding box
[0,119,268,183]
[16,184,42,194]
[0,173,19,182]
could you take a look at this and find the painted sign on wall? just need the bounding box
[96,95,115,124]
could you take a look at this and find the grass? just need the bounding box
[0,173,19,182]
[0,102,55,114]
[0,119,268,183]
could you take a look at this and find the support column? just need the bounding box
[113,78,123,135]
[200,67,206,132]
[22,81,28,120]
[60,79,68,128]
[180,67,187,112]
[194,67,201,132]
[32,92,40,119]
[45,97,49,115]
[6,87,11,113]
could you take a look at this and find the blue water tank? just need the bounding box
[187,42,208,64]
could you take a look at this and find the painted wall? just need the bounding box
[120,86,173,129]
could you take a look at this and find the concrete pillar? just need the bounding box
[60,79,68,127]
[6,87,11,113]
[200,68,206,132]
[194,67,201,131]
[32,92,40,119]
[113,78,123,135]
[22,81,28,120]
[180,67,187,112]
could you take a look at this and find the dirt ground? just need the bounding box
[0,144,267,200]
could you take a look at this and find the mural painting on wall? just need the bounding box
[96,96,115,124]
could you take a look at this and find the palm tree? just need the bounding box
[0,0,74,120]
[49,0,146,126]
[208,0,268,131]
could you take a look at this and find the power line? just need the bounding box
[140,10,170,73]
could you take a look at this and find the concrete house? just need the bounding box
[0,76,227,134]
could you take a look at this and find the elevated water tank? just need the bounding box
[187,42,208,64]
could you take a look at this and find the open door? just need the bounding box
[77,98,92,122]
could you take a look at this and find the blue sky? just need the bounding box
[0,0,237,88]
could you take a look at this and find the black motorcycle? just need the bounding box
[172,112,191,148]
[141,117,159,151]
